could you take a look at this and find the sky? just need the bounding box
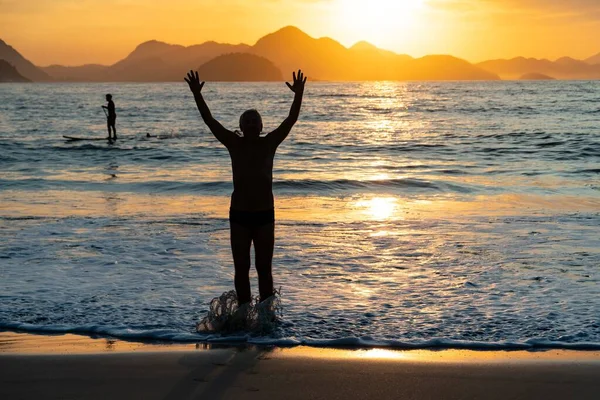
[1,0,599,66]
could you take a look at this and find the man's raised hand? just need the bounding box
[285,70,307,94]
[184,70,205,95]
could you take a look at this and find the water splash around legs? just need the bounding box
[196,290,282,334]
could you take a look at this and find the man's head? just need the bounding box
[106,94,112,101]
[239,109,262,138]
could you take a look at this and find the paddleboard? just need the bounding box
[63,135,112,141]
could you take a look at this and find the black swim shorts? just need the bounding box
[229,208,275,228]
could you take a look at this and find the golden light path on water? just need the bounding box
[355,196,399,221]
[2,191,599,221]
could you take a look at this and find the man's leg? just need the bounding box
[230,222,253,305]
[106,120,111,139]
[253,222,275,302]
[111,121,117,139]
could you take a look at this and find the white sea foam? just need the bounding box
[196,291,282,334]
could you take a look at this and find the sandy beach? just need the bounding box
[1,332,599,400]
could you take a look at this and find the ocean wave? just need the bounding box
[478,131,549,139]
[0,177,475,194]
[0,216,51,221]
[572,168,600,174]
[2,323,599,350]
[273,178,441,191]
[535,141,565,148]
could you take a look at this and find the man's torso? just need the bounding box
[227,137,276,211]
[107,101,116,118]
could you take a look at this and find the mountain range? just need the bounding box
[0,39,51,81]
[0,60,30,82]
[1,27,599,82]
[477,56,600,80]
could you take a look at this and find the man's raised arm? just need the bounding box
[267,70,307,147]
[184,70,237,146]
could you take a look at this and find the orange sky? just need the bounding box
[1,0,599,66]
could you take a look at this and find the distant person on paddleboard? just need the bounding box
[184,69,306,306]
[102,94,117,140]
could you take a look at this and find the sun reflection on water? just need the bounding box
[355,196,399,220]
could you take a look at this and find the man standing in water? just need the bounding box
[102,94,117,140]
[184,69,306,306]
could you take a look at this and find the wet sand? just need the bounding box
[1,332,599,399]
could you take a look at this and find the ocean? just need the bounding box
[0,81,599,349]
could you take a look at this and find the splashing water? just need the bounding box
[196,290,282,334]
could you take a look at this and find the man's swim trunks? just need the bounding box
[229,208,275,228]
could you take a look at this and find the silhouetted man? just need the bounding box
[102,94,117,140]
[184,69,306,305]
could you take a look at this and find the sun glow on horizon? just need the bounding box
[332,0,427,48]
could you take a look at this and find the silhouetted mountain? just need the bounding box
[39,26,498,82]
[196,53,282,81]
[554,57,583,68]
[0,39,51,81]
[585,53,600,65]
[0,60,30,82]
[252,26,353,80]
[407,55,498,80]
[44,40,251,82]
[350,41,397,56]
[520,73,555,80]
[478,57,552,80]
[343,41,413,80]
[477,57,600,80]
[251,26,496,81]
[42,64,110,82]
[125,40,185,63]
[109,55,173,81]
